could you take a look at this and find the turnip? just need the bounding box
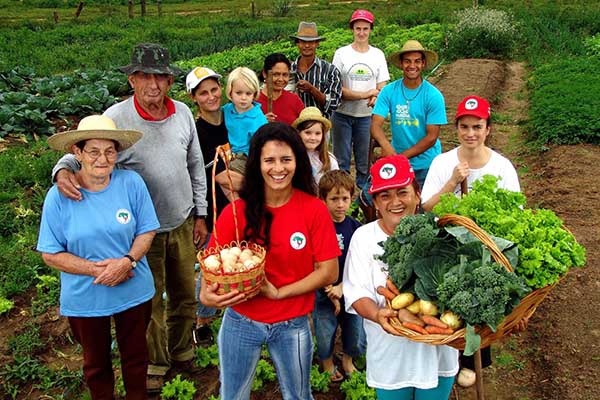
[419,300,438,316]
[440,311,463,330]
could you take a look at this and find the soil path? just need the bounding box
[433,59,600,400]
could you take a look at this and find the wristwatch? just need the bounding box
[124,254,137,270]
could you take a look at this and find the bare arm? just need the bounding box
[341,86,381,101]
[42,251,103,278]
[261,258,338,300]
[52,154,83,201]
[370,114,396,157]
[401,124,441,160]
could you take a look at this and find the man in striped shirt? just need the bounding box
[290,22,342,120]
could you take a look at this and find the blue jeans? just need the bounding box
[195,269,217,319]
[313,289,366,360]
[332,112,371,189]
[218,307,314,400]
[375,376,455,400]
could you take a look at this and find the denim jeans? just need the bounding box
[313,289,366,360]
[332,112,371,189]
[218,307,314,400]
[195,269,217,319]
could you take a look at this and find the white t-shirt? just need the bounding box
[343,221,459,390]
[308,150,339,184]
[333,44,390,117]
[421,147,521,204]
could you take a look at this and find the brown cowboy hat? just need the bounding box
[388,40,438,70]
[47,115,142,153]
[290,22,325,42]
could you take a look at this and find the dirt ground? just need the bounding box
[1,58,598,399]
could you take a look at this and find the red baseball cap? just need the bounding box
[368,155,415,195]
[350,9,374,25]
[455,95,491,121]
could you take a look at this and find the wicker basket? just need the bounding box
[197,145,266,297]
[386,214,556,349]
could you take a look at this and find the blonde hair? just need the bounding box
[226,67,260,101]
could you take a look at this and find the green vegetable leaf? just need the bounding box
[463,324,481,356]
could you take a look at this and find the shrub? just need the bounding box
[584,33,600,57]
[0,296,14,315]
[447,7,520,59]
[528,57,600,144]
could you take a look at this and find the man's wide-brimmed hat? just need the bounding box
[292,107,332,131]
[118,43,182,76]
[290,22,325,42]
[47,115,142,153]
[388,40,439,70]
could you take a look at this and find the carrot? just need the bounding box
[376,286,396,301]
[397,309,425,326]
[386,278,401,296]
[421,315,449,329]
[402,322,429,335]
[424,325,454,335]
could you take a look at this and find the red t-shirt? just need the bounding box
[258,90,305,125]
[208,190,340,323]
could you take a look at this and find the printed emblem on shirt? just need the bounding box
[116,209,132,224]
[394,104,419,127]
[379,163,397,180]
[347,63,374,91]
[290,232,307,250]
[337,233,344,251]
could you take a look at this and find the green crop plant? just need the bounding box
[161,374,196,400]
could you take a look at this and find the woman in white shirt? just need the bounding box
[421,95,520,211]
[343,154,458,399]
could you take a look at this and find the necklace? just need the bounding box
[401,81,424,113]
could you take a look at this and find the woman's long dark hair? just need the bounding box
[240,122,316,248]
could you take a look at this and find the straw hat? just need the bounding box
[292,107,332,131]
[47,115,143,153]
[388,40,439,70]
[290,22,325,42]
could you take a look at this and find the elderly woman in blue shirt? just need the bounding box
[38,115,159,400]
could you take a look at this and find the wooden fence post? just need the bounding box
[128,0,134,18]
[140,0,147,17]
[157,0,162,17]
[53,11,59,23]
[74,1,84,19]
[251,1,255,18]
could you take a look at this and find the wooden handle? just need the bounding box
[267,70,273,114]
[460,179,468,197]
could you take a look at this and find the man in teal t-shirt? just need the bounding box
[371,40,446,187]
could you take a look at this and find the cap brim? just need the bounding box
[47,129,143,153]
[368,178,414,194]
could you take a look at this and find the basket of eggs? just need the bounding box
[197,145,266,298]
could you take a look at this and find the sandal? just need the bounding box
[328,366,344,383]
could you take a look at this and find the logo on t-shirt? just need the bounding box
[379,163,397,179]
[290,232,307,250]
[337,233,344,251]
[116,209,132,224]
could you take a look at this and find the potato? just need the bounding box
[391,293,415,310]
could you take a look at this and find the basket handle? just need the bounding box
[437,214,513,273]
[211,144,240,246]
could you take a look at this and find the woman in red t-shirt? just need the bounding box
[200,122,340,399]
[257,53,305,125]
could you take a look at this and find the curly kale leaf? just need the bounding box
[376,213,440,291]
